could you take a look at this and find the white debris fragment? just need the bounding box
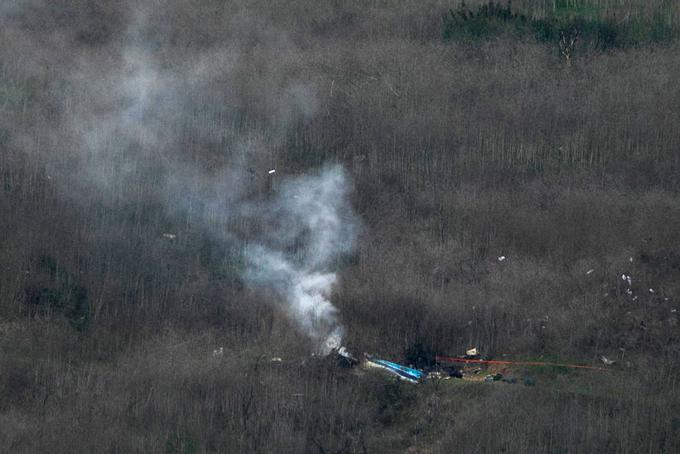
[671,308,677,313]
[268,169,276,174]
[212,347,224,357]
[586,269,594,275]
[428,371,444,380]
[466,347,478,356]
[600,356,616,366]
[621,274,632,286]
[629,257,633,263]
[626,288,633,296]
[632,296,638,301]
[497,256,506,262]
[649,288,655,293]
[162,233,176,240]
[271,357,282,362]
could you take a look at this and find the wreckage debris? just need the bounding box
[335,347,359,368]
[484,373,503,383]
[465,347,479,357]
[338,346,356,361]
[365,355,424,383]
[442,366,464,379]
[600,356,615,366]
[320,347,577,385]
[427,371,445,380]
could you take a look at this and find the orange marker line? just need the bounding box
[435,356,609,371]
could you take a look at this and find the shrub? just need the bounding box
[443,0,678,52]
[22,255,90,332]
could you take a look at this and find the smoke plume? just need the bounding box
[243,166,358,354]
[1,1,359,353]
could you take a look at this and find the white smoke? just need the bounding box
[243,166,358,354]
[2,1,359,353]
[0,1,22,17]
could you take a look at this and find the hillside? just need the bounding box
[1,1,679,452]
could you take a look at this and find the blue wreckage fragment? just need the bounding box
[366,356,424,383]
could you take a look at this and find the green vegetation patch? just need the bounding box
[443,2,532,42]
[23,255,90,332]
[553,0,601,19]
[443,1,678,51]
[0,73,41,112]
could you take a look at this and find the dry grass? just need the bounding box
[1,0,680,452]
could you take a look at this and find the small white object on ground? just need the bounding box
[649,288,655,293]
[629,257,633,262]
[271,357,282,362]
[163,233,176,240]
[586,269,594,275]
[497,256,506,262]
[268,169,276,174]
[600,356,616,366]
[466,347,478,356]
[212,347,224,357]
